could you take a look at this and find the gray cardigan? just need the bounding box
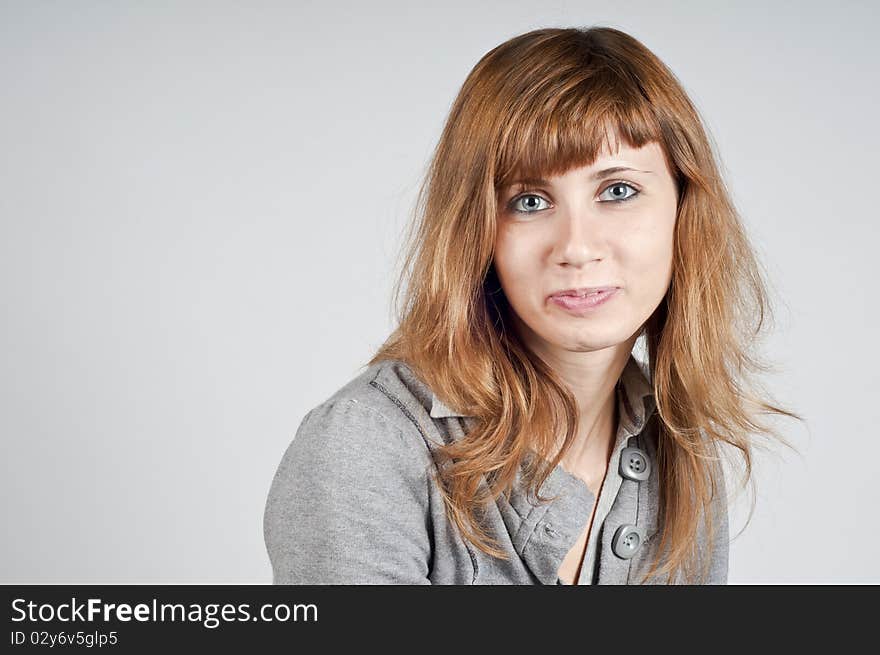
[263,355,729,585]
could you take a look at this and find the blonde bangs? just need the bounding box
[494,68,666,192]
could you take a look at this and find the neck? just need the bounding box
[513,318,637,473]
[560,383,619,477]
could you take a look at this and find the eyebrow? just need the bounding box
[505,166,654,188]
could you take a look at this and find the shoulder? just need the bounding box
[306,358,441,446]
[263,359,442,583]
[271,359,446,487]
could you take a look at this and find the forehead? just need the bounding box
[500,139,669,189]
[604,139,665,163]
[569,140,667,174]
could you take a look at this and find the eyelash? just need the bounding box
[506,181,641,215]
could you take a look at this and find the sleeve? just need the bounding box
[703,456,730,584]
[263,399,434,584]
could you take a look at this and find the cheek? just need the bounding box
[624,222,675,291]
[494,231,540,286]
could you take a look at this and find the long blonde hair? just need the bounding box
[366,25,803,583]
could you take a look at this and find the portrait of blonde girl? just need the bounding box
[263,25,802,585]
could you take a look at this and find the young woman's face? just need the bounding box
[493,140,678,356]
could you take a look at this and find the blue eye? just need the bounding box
[598,182,640,203]
[508,194,551,214]
[507,181,641,215]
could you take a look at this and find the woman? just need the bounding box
[263,25,801,584]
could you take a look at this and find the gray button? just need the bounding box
[611,524,646,559]
[619,446,651,481]
[543,523,560,540]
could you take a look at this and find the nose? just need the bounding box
[551,207,606,267]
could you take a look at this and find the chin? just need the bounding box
[546,325,629,351]
[564,337,623,352]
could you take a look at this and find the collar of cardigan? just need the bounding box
[428,353,655,433]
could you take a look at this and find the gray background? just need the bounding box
[2,1,877,583]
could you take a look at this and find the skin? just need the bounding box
[492,138,679,583]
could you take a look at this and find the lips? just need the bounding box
[550,286,618,298]
[549,287,620,313]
